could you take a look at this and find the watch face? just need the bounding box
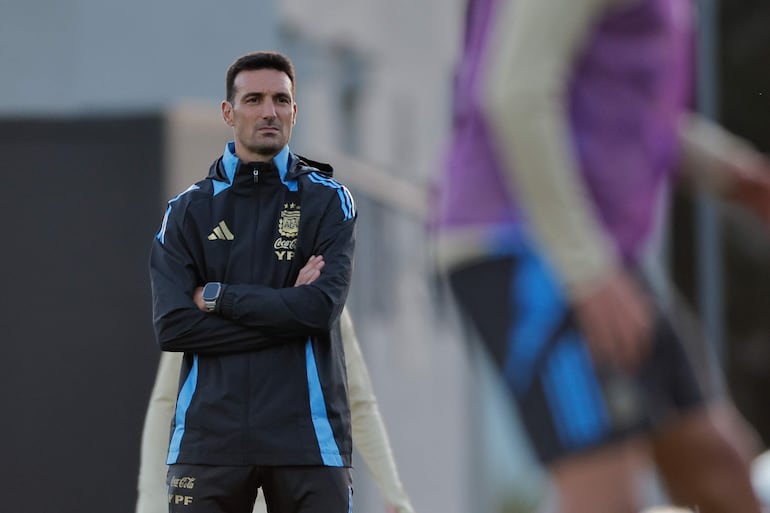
[202,282,221,301]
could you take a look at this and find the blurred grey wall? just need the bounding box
[0,0,278,113]
[0,115,164,513]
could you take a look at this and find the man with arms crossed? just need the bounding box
[150,51,356,513]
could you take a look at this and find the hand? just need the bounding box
[193,286,206,312]
[572,269,653,373]
[724,151,770,229]
[386,503,414,513]
[294,255,325,286]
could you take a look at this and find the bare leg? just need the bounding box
[652,403,762,513]
[549,437,649,513]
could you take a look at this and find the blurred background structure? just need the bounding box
[0,1,768,512]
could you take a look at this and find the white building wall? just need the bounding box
[280,0,460,184]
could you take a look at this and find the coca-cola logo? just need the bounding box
[274,237,297,250]
[170,476,196,489]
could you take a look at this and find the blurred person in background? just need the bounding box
[431,0,770,512]
[136,305,416,513]
[149,51,357,513]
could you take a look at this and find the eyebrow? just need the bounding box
[241,91,292,101]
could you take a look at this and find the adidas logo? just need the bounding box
[208,221,234,241]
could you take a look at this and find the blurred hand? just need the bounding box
[724,151,770,230]
[572,269,653,373]
[386,502,415,513]
[294,255,325,286]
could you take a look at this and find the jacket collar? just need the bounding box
[222,142,290,182]
[207,141,335,195]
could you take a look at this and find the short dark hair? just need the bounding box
[225,51,296,103]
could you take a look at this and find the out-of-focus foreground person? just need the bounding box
[136,307,415,513]
[431,0,770,512]
[149,50,357,513]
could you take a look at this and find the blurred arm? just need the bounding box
[481,0,653,370]
[135,352,183,513]
[341,309,415,513]
[678,113,770,227]
[481,0,621,296]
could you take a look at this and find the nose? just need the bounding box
[259,100,277,119]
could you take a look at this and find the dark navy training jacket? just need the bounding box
[150,142,356,467]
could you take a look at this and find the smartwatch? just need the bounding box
[202,282,222,312]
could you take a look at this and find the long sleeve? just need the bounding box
[218,193,356,334]
[481,0,623,296]
[150,196,294,354]
[342,309,415,513]
[135,352,183,513]
[677,112,761,193]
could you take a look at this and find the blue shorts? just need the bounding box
[448,253,706,464]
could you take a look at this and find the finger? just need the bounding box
[310,255,325,267]
[295,258,325,286]
[581,309,614,367]
[301,269,320,286]
[618,300,652,373]
[295,267,313,286]
[593,320,617,368]
[307,256,324,270]
[300,257,321,272]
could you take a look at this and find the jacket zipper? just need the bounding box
[253,168,259,184]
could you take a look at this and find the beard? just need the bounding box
[243,131,287,160]
[253,140,283,158]
[253,123,292,157]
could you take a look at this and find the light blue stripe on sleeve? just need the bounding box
[305,339,344,467]
[167,355,199,464]
[156,205,172,243]
[306,173,356,221]
[155,185,200,243]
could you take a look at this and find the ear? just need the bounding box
[292,102,297,125]
[221,100,235,127]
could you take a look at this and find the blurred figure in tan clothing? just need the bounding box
[431,0,770,512]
